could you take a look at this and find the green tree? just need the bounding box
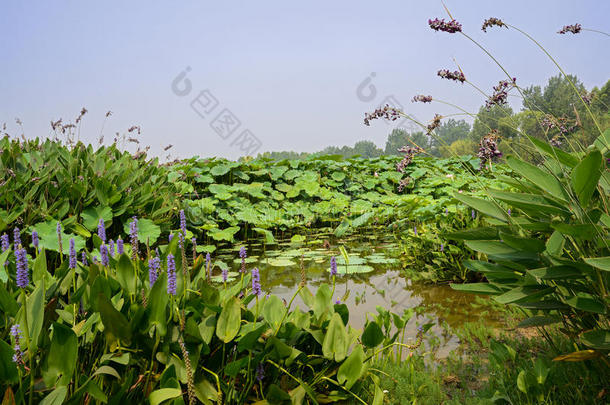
[353,140,383,158]
[522,74,587,119]
[431,119,470,156]
[471,104,518,141]
[384,129,410,155]
[440,138,476,157]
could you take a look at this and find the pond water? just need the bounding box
[210,233,503,359]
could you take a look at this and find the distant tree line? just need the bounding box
[255,74,609,161]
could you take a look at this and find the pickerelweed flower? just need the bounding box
[69,238,77,269]
[508,208,512,216]
[251,267,261,296]
[109,239,115,257]
[437,69,466,83]
[100,243,109,267]
[130,217,139,259]
[92,256,99,263]
[330,256,337,277]
[558,23,581,34]
[472,210,476,219]
[1,233,9,252]
[117,237,124,255]
[81,251,88,265]
[412,94,433,103]
[149,256,160,286]
[15,247,29,288]
[481,17,507,32]
[32,230,39,251]
[13,227,21,247]
[486,78,517,109]
[56,221,63,253]
[364,104,401,126]
[180,209,187,238]
[445,208,449,215]
[478,131,503,170]
[414,226,418,236]
[256,363,265,382]
[239,246,247,273]
[335,300,341,305]
[97,218,106,242]
[168,233,174,243]
[167,254,176,295]
[10,324,24,365]
[440,243,444,252]
[222,266,228,283]
[428,18,462,33]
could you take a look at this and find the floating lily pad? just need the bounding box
[266,258,296,267]
[334,264,374,274]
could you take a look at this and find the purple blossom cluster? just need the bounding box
[10,324,24,364]
[363,104,401,126]
[428,18,462,33]
[540,115,576,135]
[558,23,581,34]
[398,178,411,192]
[81,251,88,265]
[396,145,424,173]
[239,246,247,273]
[149,256,161,286]
[427,114,442,133]
[437,69,466,84]
[109,239,115,257]
[13,227,21,247]
[100,244,109,267]
[481,17,507,32]
[31,231,39,251]
[330,256,337,277]
[130,217,139,258]
[117,237,124,255]
[411,94,432,103]
[251,267,261,296]
[180,209,187,238]
[1,233,9,252]
[478,131,503,170]
[222,266,228,283]
[97,218,106,242]
[69,238,77,269]
[486,78,517,109]
[15,247,29,288]
[167,254,176,295]
[550,135,563,148]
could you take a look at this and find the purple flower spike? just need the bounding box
[445,208,449,215]
[239,246,247,273]
[32,230,39,251]
[15,248,29,288]
[440,243,444,252]
[97,218,106,242]
[222,266,228,283]
[335,300,341,305]
[414,226,418,236]
[109,239,115,257]
[472,210,476,219]
[56,221,62,236]
[81,251,88,265]
[180,209,187,238]
[330,256,337,277]
[168,233,174,243]
[129,217,139,258]
[167,254,176,295]
[69,238,77,269]
[508,208,511,216]
[251,267,261,296]
[149,256,160,286]
[1,233,9,252]
[256,363,265,382]
[117,237,124,255]
[13,227,21,248]
[100,244,109,267]
[10,324,23,364]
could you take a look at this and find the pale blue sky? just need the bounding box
[1,1,608,159]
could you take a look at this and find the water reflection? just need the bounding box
[212,235,499,358]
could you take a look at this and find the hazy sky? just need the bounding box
[1,1,608,160]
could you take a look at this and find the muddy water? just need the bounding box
[213,234,501,359]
